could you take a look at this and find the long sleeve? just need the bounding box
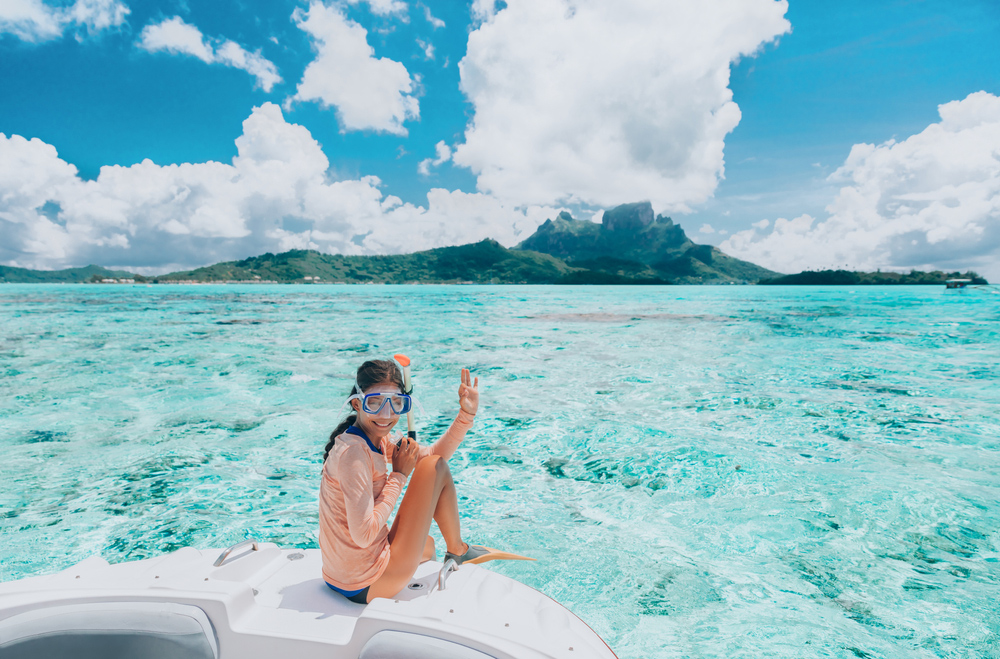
[417,409,475,461]
[336,443,406,548]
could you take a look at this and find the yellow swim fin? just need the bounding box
[447,545,536,565]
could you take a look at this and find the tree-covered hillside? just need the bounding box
[155,239,577,284]
[0,264,137,283]
[759,270,989,285]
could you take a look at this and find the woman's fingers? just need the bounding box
[460,368,476,388]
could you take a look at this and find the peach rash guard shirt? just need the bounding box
[319,409,475,591]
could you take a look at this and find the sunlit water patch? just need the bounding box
[1,284,998,658]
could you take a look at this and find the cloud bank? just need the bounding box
[289,1,419,135]
[453,0,790,211]
[720,91,1000,280]
[0,104,556,273]
[138,16,281,92]
[0,0,129,41]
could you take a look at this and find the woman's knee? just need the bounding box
[416,453,449,477]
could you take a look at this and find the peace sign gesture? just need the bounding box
[458,368,479,416]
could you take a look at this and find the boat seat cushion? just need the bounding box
[0,601,218,659]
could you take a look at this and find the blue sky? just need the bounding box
[0,1,475,189]
[1,0,999,276]
[692,0,1000,235]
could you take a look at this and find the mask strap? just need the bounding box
[338,380,363,414]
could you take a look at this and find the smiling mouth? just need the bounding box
[371,420,394,428]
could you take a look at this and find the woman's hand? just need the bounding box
[458,368,479,416]
[392,436,420,477]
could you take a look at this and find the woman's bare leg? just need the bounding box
[433,472,465,555]
[368,455,465,601]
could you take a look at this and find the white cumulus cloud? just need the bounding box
[139,16,213,61]
[452,0,790,212]
[418,140,452,176]
[0,0,128,41]
[0,104,556,273]
[470,0,498,22]
[138,16,281,92]
[289,1,419,135]
[364,189,557,255]
[420,3,445,29]
[416,37,434,60]
[720,91,1000,281]
[347,0,408,17]
[65,0,129,33]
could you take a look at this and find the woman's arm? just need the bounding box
[419,368,479,461]
[421,409,475,460]
[337,444,406,548]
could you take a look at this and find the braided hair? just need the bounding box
[323,359,406,462]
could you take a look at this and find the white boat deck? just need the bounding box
[0,545,617,659]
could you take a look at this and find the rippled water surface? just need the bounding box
[1,284,998,658]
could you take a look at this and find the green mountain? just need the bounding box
[759,269,989,285]
[515,202,779,283]
[155,239,576,284]
[0,264,138,283]
[4,243,986,288]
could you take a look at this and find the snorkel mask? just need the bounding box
[346,383,413,416]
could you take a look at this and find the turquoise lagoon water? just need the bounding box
[1,284,998,658]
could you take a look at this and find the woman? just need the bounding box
[319,358,501,604]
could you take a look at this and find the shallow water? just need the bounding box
[1,284,998,658]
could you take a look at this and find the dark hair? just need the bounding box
[323,359,406,462]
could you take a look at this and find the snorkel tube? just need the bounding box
[393,353,416,441]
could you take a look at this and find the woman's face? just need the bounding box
[352,380,402,441]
